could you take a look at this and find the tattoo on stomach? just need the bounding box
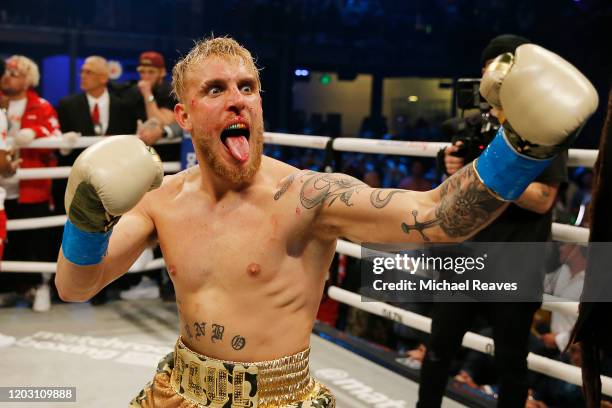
[184,321,246,351]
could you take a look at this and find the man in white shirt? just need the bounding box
[541,243,586,352]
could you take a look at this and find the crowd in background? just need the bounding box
[0,48,603,408]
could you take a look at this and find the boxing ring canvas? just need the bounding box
[0,299,465,408]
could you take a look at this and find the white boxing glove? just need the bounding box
[62,136,163,265]
[480,44,598,157]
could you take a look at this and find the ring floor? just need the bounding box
[0,299,465,407]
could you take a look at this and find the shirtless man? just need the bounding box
[55,37,597,407]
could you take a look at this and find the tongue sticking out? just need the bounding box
[225,135,250,163]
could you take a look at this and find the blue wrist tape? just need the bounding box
[61,219,112,266]
[475,127,554,201]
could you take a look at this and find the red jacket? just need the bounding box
[18,89,59,204]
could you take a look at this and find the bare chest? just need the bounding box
[153,198,315,289]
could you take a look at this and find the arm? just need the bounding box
[145,104,175,126]
[515,182,559,214]
[443,143,560,215]
[56,202,155,301]
[54,136,163,301]
[138,81,175,126]
[279,166,507,243]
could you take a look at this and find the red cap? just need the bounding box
[138,51,165,69]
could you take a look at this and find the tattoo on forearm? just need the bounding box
[434,164,504,238]
[370,189,406,208]
[300,173,368,209]
[540,185,551,198]
[400,165,503,240]
[401,210,441,241]
[274,173,297,200]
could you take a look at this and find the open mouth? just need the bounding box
[220,123,251,163]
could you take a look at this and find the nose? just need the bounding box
[226,85,246,113]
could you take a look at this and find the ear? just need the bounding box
[174,103,192,131]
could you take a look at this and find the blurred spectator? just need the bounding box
[398,160,433,191]
[0,55,60,312]
[534,244,586,355]
[58,56,134,138]
[120,51,181,147]
[0,70,22,345]
[117,50,182,301]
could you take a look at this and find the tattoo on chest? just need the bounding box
[274,173,297,200]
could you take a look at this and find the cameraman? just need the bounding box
[417,35,569,408]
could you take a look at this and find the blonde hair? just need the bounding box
[6,55,40,88]
[172,36,261,104]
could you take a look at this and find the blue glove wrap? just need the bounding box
[61,219,111,266]
[475,127,554,201]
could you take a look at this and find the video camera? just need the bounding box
[439,78,499,165]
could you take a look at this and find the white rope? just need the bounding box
[22,135,181,149]
[542,294,579,317]
[551,223,589,243]
[15,162,180,180]
[21,133,597,167]
[264,132,330,149]
[0,258,165,274]
[327,285,612,396]
[7,215,67,231]
[333,138,449,158]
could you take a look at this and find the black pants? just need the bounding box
[417,302,540,408]
[0,199,58,293]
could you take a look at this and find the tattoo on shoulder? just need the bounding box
[274,173,298,201]
[370,189,406,208]
[299,173,368,209]
[401,164,503,240]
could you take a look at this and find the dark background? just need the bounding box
[1,0,610,147]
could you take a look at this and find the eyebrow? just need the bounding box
[200,76,258,89]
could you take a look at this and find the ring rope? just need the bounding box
[328,285,612,397]
[17,132,598,167]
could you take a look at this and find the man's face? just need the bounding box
[176,56,264,185]
[80,59,108,93]
[0,61,28,97]
[137,66,165,86]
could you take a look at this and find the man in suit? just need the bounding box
[58,55,134,139]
